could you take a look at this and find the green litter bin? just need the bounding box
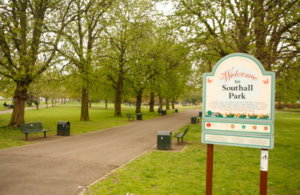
[137,113,142,120]
[157,131,172,150]
[191,116,197,124]
[57,121,70,136]
[199,111,202,117]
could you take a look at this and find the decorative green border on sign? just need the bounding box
[202,132,274,149]
[202,121,273,135]
[202,53,275,123]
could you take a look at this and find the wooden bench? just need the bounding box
[174,127,189,144]
[126,113,135,121]
[19,122,50,141]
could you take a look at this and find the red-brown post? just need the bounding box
[260,149,268,195]
[206,144,214,195]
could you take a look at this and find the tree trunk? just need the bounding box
[105,98,108,109]
[36,96,39,110]
[80,85,90,121]
[136,92,142,113]
[89,100,92,108]
[8,82,28,127]
[46,98,48,108]
[166,98,170,110]
[114,90,122,117]
[159,94,163,110]
[114,76,123,117]
[149,92,154,112]
[278,101,282,110]
[172,98,175,109]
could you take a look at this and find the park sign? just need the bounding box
[202,53,275,149]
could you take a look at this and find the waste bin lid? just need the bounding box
[157,131,171,136]
[57,121,70,125]
[137,113,142,115]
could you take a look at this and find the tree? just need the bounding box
[102,0,155,116]
[0,0,75,126]
[57,0,112,121]
[174,0,300,101]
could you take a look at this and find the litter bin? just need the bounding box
[175,109,178,113]
[157,131,172,150]
[137,113,142,120]
[57,121,70,136]
[199,111,202,117]
[191,116,197,124]
[162,110,167,115]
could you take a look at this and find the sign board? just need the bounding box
[202,53,275,149]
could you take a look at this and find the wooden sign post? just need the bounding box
[202,53,275,194]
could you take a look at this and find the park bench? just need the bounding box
[174,127,189,144]
[126,113,135,121]
[19,122,50,141]
[3,103,13,109]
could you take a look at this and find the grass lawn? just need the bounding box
[86,111,300,195]
[0,102,163,149]
[1,104,299,194]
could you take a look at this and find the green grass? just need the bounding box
[86,112,300,195]
[1,104,299,194]
[0,102,163,149]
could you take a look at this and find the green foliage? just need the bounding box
[275,59,300,104]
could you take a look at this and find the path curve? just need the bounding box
[0,109,199,195]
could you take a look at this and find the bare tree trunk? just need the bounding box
[149,92,154,112]
[35,96,39,110]
[172,98,175,109]
[8,82,28,127]
[80,85,90,121]
[114,76,123,117]
[278,100,282,110]
[166,98,170,110]
[159,93,163,110]
[114,91,122,117]
[136,92,142,113]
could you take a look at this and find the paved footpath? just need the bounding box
[0,109,199,195]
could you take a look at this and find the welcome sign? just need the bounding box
[202,53,275,149]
